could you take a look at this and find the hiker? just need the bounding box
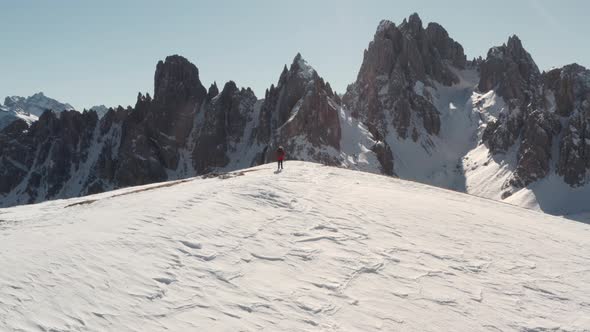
[276,146,285,170]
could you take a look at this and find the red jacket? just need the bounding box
[277,149,285,161]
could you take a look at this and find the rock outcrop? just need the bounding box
[342,13,467,176]
[0,110,100,202]
[343,14,466,138]
[192,81,258,173]
[154,55,207,104]
[256,53,342,165]
[550,65,590,186]
[478,36,541,109]
[480,37,590,189]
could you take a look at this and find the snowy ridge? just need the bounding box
[0,162,588,331]
[3,92,74,117]
[385,68,481,190]
[0,92,75,130]
[0,104,38,130]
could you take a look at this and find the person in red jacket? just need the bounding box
[276,146,285,170]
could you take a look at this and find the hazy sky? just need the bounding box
[1,0,588,110]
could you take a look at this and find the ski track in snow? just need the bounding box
[0,162,589,331]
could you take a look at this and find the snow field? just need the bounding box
[0,162,588,331]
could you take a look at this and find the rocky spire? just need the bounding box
[405,12,423,34]
[478,35,540,106]
[154,55,207,104]
[343,13,466,142]
[208,81,219,99]
[255,53,342,164]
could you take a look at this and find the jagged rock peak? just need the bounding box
[220,80,239,96]
[288,53,316,81]
[403,12,423,33]
[479,35,540,103]
[507,35,523,48]
[293,52,303,63]
[357,13,467,85]
[487,35,534,63]
[208,82,219,99]
[376,19,395,34]
[154,54,207,103]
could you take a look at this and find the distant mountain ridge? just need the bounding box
[0,93,113,131]
[1,13,589,217]
[3,92,75,117]
[0,92,74,130]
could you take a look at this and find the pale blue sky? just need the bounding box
[1,0,588,110]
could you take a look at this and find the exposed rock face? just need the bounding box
[192,81,258,173]
[0,110,100,202]
[256,54,342,165]
[478,36,541,109]
[480,37,590,188]
[371,141,394,175]
[479,36,555,187]
[509,109,561,188]
[342,13,466,175]
[550,65,590,186]
[154,55,207,104]
[0,119,35,195]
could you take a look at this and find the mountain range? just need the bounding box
[1,13,589,218]
[0,92,74,130]
[0,93,111,131]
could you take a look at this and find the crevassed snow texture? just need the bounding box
[0,162,589,331]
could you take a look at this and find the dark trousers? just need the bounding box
[277,160,283,169]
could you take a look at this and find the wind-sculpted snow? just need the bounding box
[0,162,588,331]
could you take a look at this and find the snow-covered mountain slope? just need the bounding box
[0,92,75,130]
[0,104,38,130]
[1,162,588,331]
[384,67,481,190]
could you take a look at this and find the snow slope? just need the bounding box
[3,92,74,117]
[387,68,481,191]
[381,66,590,217]
[0,92,75,130]
[1,162,588,331]
[0,104,38,130]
